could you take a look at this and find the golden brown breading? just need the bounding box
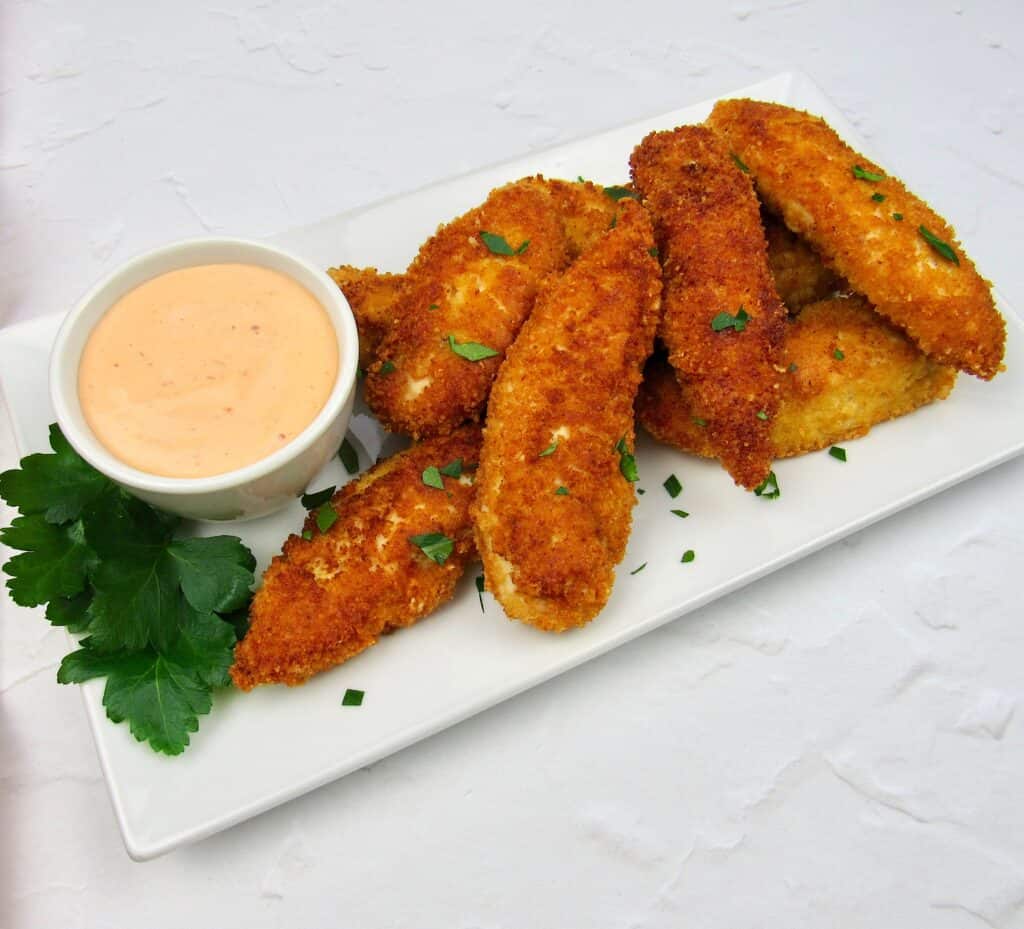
[763,211,845,312]
[637,296,957,460]
[473,201,661,632]
[363,177,617,440]
[708,99,1005,380]
[230,426,481,690]
[327,265,406,368]
[630,125,787,490]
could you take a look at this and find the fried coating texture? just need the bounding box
[473,201,662,632]
[363,177,617,439]
[230,426,482,690]
[327,265,406,368]
[708,99,1005,380]
[637,296,957,460]
[763,211,845,312]
[630,125,787,489]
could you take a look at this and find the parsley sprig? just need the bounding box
[0,425,256,755]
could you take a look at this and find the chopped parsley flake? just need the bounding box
[301,485,336,510]
[871,192,886,203]
[711,307,750,332]
[301,528,314,541]
[892,212,904,221]
[753,470,781,499]
[338,437,359,475]
[429,303,440,311]
[315,503,338,533]
[637,488,646,495]
[422,466,445,490]
[692,416,708,427]
[788,362,798,373]
[555,486,569,496]
[731,152,750,173]
[756,410,769,421]
[538,441,558,458]
[852,164,885,182]
[919,225,959,264]
[616,437,639,482]
[409,532,454,565]
[476,574,485,611]
[379,360,396,375]
[630,563,647,575]
[833,348,845,360]
[439,458,463,478]
[648,246,659,258]
[829,446,847,462]
[341,688,364,707]
[681,549,696,564]
[448,334,500,361]
[663,474,682,498]
[603,185,640,201]
[480,231,529,256]
[671,509,689,519]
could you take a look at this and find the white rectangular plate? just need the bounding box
[2,72,1023,860]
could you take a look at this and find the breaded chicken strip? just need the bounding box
[473,201,661,632]
[708,99,1005,380]
[637,296,957,460]
[364,177,617,439]
[763,211,845,312]
[630,125,787,489]
[231,426,481,690]
[327,265,406,368]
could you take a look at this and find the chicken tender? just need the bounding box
[327,265,406,368]
[473,201,661,632]
[630,125,787,489]
[708,99,1005,380]
[364,177,617,439]
[637,296,957,461]
[231,426,481,690]
[763,211,845,312]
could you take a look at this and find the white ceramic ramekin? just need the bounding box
[49,238,359,522]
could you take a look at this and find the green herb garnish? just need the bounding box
[476,574,486,611]
[616,437,639,483]
[787,363,798,373]
[852,164,885,182]
[538,440,558,458]
[630,563,647,575]
[338,437,359,475]
[409,532,454,565]
[918,225,959,264]
[429,303,440,311]
[753,470,781,499]
[0,425,255,756]
[829,446,847,462]
[648,247,659,258]
[422,466,445,490]
[301,529,314,541]
[892,212,904,221]
[439,458,463,478]
[756,410,769,421]
[301,485,336,509]
[871,192,886,203]
[692,417,708,427]
[603,185,639,201]
[555,486,570,496]
[637,488,646,495]
[833,348,845,360]
[315,503,338,533]
[380,360,396,375]
[711,307,750,332]
[341,688,364,707]
[731,152,750,173]
[671,509,689,519]
[480,231,529,256]
[448,334,500,361]
[663,474,682,498]
[681,549,696,564]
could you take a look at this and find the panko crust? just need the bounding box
[363,177,617,440]
[327,264,407,368]
[637,296,957,460]
[230,426,482,690]
[630,125,787,490]
[763,211,845,312]
[707,98,1005,380]
[472,201,662,632]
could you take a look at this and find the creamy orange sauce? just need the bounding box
[78,263,338,478]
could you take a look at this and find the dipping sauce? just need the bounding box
[78,263,339,478]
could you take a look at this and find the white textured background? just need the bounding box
[3,1,1023,927]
